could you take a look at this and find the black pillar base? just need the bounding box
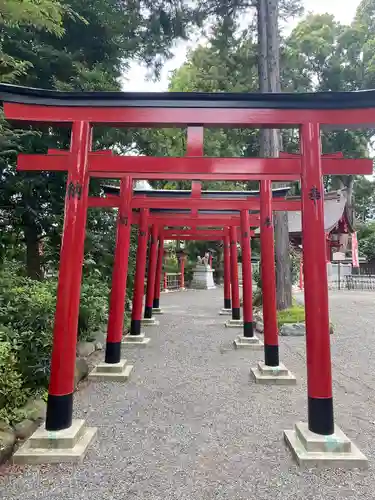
[105,341,121,364]
[264,344,279,367]
[232,307,241,320]
[243,321,254,338]
[224,298,231,309]
[144,306,153,319]
[46,393,73,431]
[153,298,160,309]
[308,397,334,435]
[130,319,141,336]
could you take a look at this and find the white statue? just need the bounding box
[203,252,209,267]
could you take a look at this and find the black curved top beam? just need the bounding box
[102,186,291,198]
[1,83,375,109]
[146,209,260,215]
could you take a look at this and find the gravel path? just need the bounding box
[1,288,375,499]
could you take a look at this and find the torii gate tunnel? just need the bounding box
[2,85,373,451]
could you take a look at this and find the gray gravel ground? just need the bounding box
[1,288,375,499]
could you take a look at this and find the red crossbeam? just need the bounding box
[279,152,344,159]
[93,172,299,181]
[87,196,300,211]
[88,196,120,208]
[6,101,375,127]
[131,197,301,211]
[134,214,260,227]
[16,154,373,177]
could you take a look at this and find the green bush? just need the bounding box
[0,275,56,334]
[79,276,109,341]
[0,341,28,423]
[0,266,109,389]
[277,305,305,327]
[0,272,56,388]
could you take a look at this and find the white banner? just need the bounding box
[352,232,359,268]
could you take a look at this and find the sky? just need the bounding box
[121,0,363,92]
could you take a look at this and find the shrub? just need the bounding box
[0,341,28,423]
[79,276,109,341]
[252,289,263,308]
[0,272,56,388]
[0,266,110,389]
[0,274,56,335]
[277,305,305,327]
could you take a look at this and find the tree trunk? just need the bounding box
[257,0,292,310]
[24,221,44,281]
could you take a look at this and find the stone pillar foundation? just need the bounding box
[13,419,97,465]
[88,359,133,382]
[233,335,264,350]
[225,319,244,328]
[141,317,160,327]
[219,308,232,316]
[122,332,150,347]
[284,422,368,469]
[250,361,296,385]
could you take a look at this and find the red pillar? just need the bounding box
[163,271,167,291]
[325,234,332,262]
[260,180,279,366]
[223,234,231,310]
[180,254,186,289]
[144,224,159,318]
[46,121,90,431]
[105,176,132,363]
[299,256,304,291]
[229,225,241,320]
[209,254,213,268]
[68,128,92,358]
[240,210,254,337]
[301,122,334,435]
[130,208,149,335]
[153,234,165,309]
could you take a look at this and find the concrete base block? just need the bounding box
[219,308,232,316]
[225,319,244,328]
[251,361,297,385]
[88,359,133,382]
[233,335,264,350]
[284,422,368,469]
[142,317,160,327]
[122,332,151,347]
[13,419,97,465]
[152,308,164,315]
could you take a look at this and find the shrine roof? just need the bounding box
[2,83,375,109]
[287,190,349,234]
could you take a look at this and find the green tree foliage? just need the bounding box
[159,3,374,206]
[353,176,375,222]
[0,0,68,82]
[0,0,205,281]
[357,216,375,261]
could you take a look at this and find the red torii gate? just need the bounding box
[4,85,372,468]
[88,190,264,341]
[88,185,299,345]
